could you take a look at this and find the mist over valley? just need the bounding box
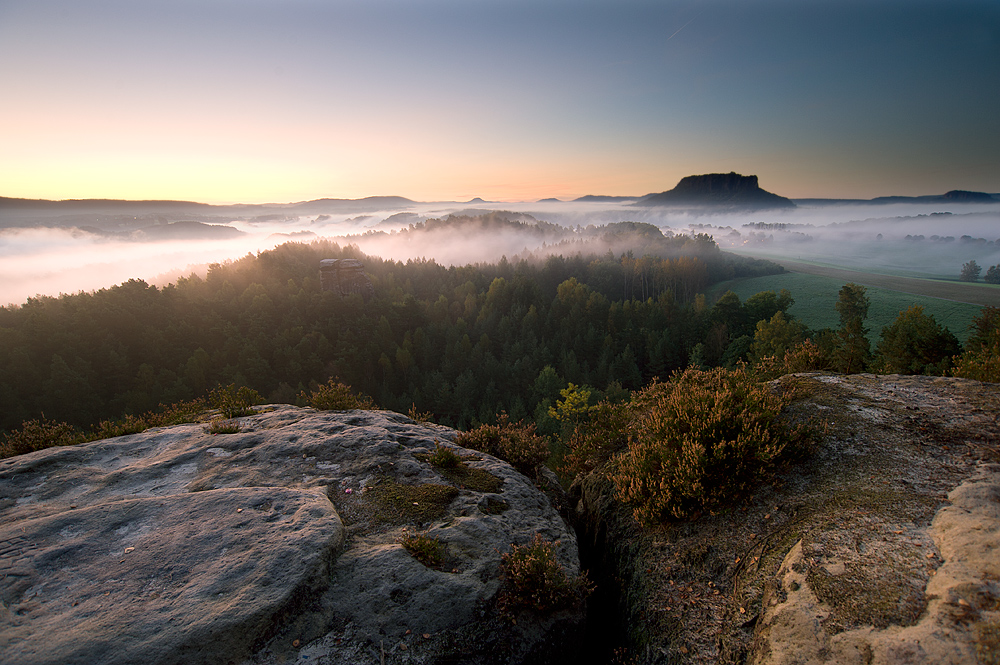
[2,181,999,308]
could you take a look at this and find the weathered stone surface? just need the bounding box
[573,373,1000,664]
[1,407,582,665]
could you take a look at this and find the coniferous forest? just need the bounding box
[0,222,783,435]
[3,215,996,449]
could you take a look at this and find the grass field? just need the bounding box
[709,271,985,345]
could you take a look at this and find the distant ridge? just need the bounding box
[636,172,795,209]
[573,195,638,203]
[869,190,998,205]
[795,190,999,206]
[0,195,414,214]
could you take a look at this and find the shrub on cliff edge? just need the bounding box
[498,533,592,616]
[301,379,376,410]
[454,413,549,475]
[611,365,808,523]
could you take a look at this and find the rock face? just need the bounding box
[637,172,795,209]
[1,407,583,665]
[319,259,375,302]
[573,373,1000,664]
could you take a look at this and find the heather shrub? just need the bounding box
[147,398,209,427]
[611,365,807,523]
[498,533,592,616]
[407,403,434,423]
[206,418,241,434]
[209,383,263,418]
[560,399,631,478]
[454,413,549,475]
[402,533,446,569]
[1,418,82,458]
[301,379,375,410]
[428,441,461,469]
[93,413,149,440]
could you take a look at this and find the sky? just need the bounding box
[1,0,998,204]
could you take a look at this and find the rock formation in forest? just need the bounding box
[319,259,375,302]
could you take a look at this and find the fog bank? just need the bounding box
[2,198,998,307]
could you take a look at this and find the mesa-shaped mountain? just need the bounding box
[636,172,796,209]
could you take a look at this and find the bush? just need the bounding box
[952,306,1000,382]
[147,398,209,427]
[402,533,446,569]
[874,305,960,375]
[206,418,241,434]
[301,379,375,410]
[407,403,434,423]
[611,366,808,523]
[93,414,150,440]
[209,383,262,418]
[498,533,591,616]
[559,399,631,478]
[1,418,81,458]
[454,413,549,475]
[428,441,462,469]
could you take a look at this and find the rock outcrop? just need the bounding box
[319,259,375,302]
[1,407,583,665]
[637,172,795,209]
[573,373,1000,664]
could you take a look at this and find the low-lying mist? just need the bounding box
[2,198,998,307]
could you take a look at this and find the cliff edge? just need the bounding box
[574,373,1000,664]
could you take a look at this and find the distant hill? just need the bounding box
[0,195,417,230]
[573,195,638,203]
[636,172,795,209]
[869,190,998,205]
[282,196,414,214]
[77,221,246,241]
[131,221,246,241]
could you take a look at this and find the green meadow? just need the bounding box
[708,272,984,345]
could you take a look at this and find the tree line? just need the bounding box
[0,225,781,435]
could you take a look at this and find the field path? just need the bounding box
[776,259,1000,307]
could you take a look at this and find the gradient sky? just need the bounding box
[1,0,997,203]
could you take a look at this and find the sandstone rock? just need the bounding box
[637,172,795,209]
[0,407,582,665]
[319,258,375,302]
[572,373,1000,664]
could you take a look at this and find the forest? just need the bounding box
[0,217,995,443]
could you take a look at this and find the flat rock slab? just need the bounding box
[0,407,581,665]
[1,487,341,665]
